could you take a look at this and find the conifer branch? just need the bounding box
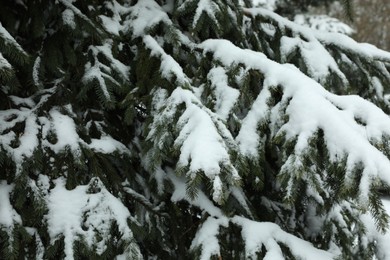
[57,0,105,36]
[123,186,169,217]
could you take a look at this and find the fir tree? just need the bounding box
[1,0,390,259]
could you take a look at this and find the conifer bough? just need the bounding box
[1,0,390,259]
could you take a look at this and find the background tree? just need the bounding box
[331,0,390,51]
[1,0,390,259]
[289,0,390,51]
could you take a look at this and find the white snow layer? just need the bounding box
[62,9,76,29]
[251,0,277,10]
[190,216,229,260]
[374,199,390,260]
[13,115,40,163]
[189,0,219,29]
[48,109,80,153]
[82,62,111,99]
[200,38,390,202]
[126,0,171,37]
[0,22,27,55]
[98,0,132,37]
[0,52,12,70]
[149,87,240,203]
[169,173,223,217]
[0,96,130,173]
[168,172,336,259]
[280,35,346,82]
[232,216,334,259]
[143,35,189,84]
[174,92,229,177]
[245,7,390,61]
[207,67,240,121]
[93,40,129,81]
[43,107,130,155]
[99,1,131,36]
[294,14,355,35]
[82,40,130,101]
[32,56,42,87]
[0,181,22,227]
[89,135,129,154]
[46,178,140,259]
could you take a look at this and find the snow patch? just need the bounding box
[126,0,171,37]
[190,0,218,29]
[280,35,346,82]
[200,38,390,201]
[62,9,76,29]
[48,109,80,153]
[0,22,27,55]
[46,178,139,259]
[232,216,335,259]
[143,35,188,84]
[207,67,240,121]
[89,135,130,154]
[169,173,223,217]
[0,52,12,70]
[294,14,354,35]
[32,56,41,87]
[0,181,22,227]
[12,115,40,165]
[190,216,228,260]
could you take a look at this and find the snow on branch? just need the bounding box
[0,22,28,57]
[0,181,22,228]
[200,39,390,202]
[0,90,130,174]
[279,34,347,83]
[232,216,334,259]
[126,0,171,38]
[147,87,240,204]
[82,39,131,106]
[82,40,129,102]
[176,0,240,38]
[62,9,76,30]
[57,0,105,35]
[244,7,390,63]
[0,108,40,170]
[169,173,335,259]
[181,0,220,30]
[365,199,390,259]
[190,216,228,260]
[241,7,390,99]
[123,185,169,217]
[46,177,141,259]
[0,52,12,70]
[94,40,129,81]
[206,66,240,121]
[168,169,224,217]
[0,181,23,255]
[97,1,131,36]
[294,14,355,35]
[143,35,189,85]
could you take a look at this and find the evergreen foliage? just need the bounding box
[1,0,390,259]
